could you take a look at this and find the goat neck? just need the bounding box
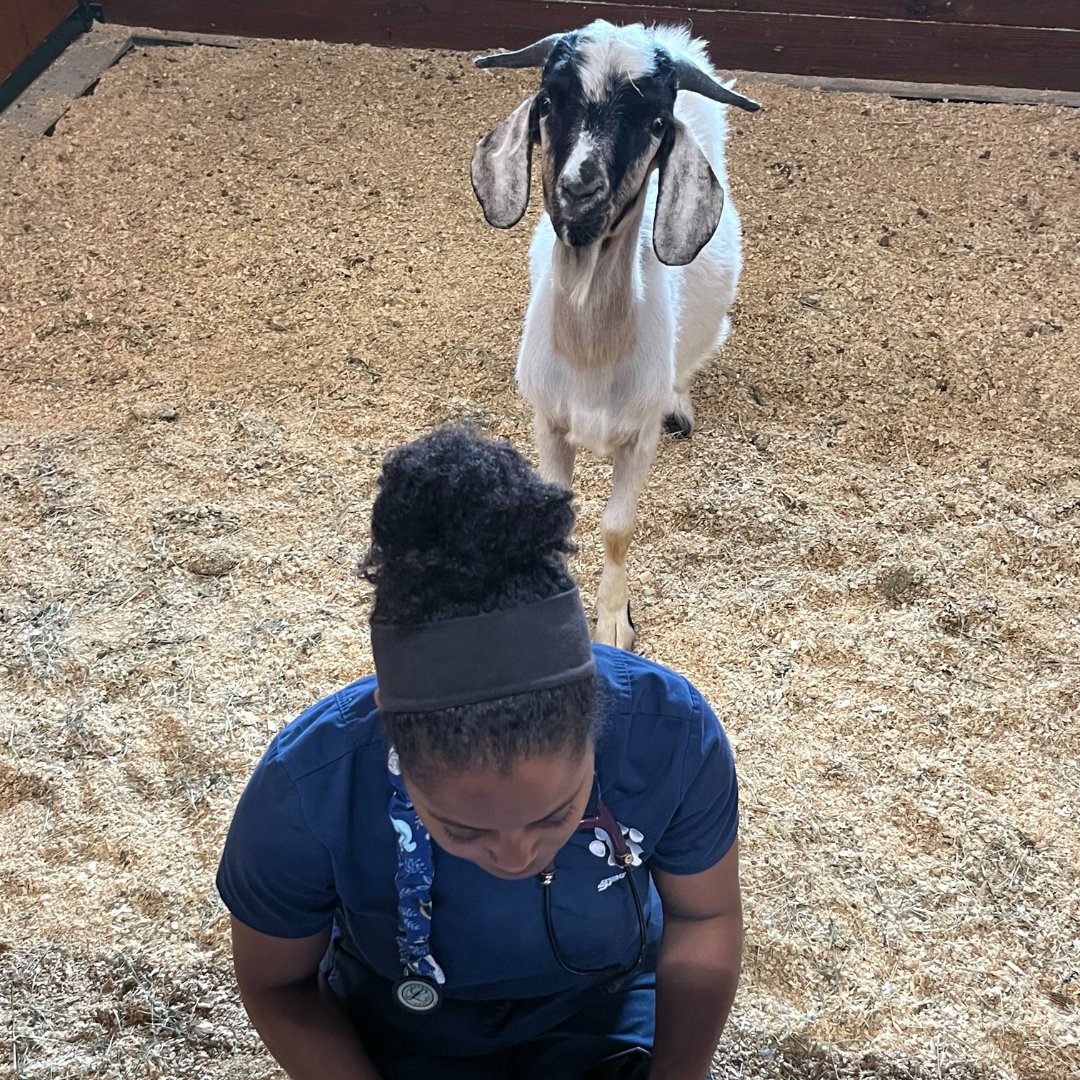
[549,195,647,369]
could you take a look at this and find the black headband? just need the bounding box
[371,588,596,713]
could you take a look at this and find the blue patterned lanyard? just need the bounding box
[386,748,446,987]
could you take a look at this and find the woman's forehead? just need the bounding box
[407,750,593,830]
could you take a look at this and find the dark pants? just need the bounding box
[347,967,659,1080]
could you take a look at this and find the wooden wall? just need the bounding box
[0,0,75,83]
[11,1,1080,92]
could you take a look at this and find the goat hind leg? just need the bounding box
[663,363,703,441]
[663,403,694,439]
[665,313,733,439]
[594,434,658,651]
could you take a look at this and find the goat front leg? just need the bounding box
[594,433,659,651]
[534,413,576,489]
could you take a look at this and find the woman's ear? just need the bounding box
[471,96,536,229]
[653,118,725,266]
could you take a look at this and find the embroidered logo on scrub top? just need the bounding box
[596,872,626,892]
[589,821,644,891]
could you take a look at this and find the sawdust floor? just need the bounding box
[1,33,1078,1080]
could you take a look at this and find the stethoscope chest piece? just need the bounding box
[393,974,442,1013]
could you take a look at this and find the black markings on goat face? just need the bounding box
[536,38,678,248]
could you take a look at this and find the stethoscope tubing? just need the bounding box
[541,858,648,979]
[540,793,650,980]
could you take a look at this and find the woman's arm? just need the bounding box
[230,917,384,1080]
[648,842,743,1080]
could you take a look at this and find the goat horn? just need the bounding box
[673,60,761,112]
[475,34,562,70]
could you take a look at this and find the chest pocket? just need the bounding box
[426,830,651,991]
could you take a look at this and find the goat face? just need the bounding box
[472,21,760,265]
[537,31,677,249]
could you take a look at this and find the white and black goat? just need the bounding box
[471,20,758,649]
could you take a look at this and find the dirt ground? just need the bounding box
[1,32,1078,1080]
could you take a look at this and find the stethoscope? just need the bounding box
[390,779,649,1014]
[539,793,649,981]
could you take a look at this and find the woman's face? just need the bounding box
[405,745,595,881]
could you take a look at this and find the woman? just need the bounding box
[216,426,741,1080]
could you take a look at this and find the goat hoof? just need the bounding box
[663,412,693,439]
[594,602,638,652]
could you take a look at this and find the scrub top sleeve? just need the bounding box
[649,688,738,876]
[216,752,338,938]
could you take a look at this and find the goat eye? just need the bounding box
[651,116,666,137]
[538,95,552,118]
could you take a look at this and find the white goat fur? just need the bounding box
[517,22,743,648]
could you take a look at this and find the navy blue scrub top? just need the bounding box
[217,645,738,1013]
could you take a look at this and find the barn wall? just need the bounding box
[0,0,75,83]
[98,1,1080,91]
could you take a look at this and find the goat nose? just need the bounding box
[560,175,602,203]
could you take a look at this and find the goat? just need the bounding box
[471,20,758,649]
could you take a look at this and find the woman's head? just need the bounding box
[364,426,601,873]
[406,745,596,880]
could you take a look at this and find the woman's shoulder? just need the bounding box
[268,673,386,783]
[592,647,736,866]
[593,644,727,784]
[592,644,701,722]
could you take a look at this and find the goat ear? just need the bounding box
[653,119,724,266]
[471,96,536,229]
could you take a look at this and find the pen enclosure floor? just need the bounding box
[1,35,1078,1080]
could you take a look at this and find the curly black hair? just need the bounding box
[363,426,600,777]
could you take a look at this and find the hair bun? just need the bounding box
[368,427,576,609]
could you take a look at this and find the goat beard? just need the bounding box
[558,243,603,310]
[545,142,655,311]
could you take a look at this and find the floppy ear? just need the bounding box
[471,96,536,229]
[653,119,724,266]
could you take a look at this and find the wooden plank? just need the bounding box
[0,24,133,163]
[0,22,243,165]
[125,27,246,49]
[0,0,75,83]
[734,69,1080,108]
[102,0,1080,91]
